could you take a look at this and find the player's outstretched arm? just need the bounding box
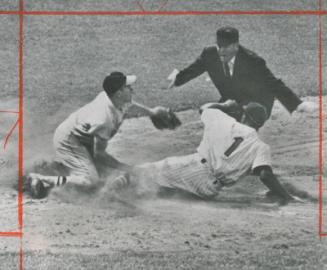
[199,100,243,121]
[130,101,157,117]
[130,101,172,117]
[167,48,208,89]
[130,101,181,130]
[254,165,297,205]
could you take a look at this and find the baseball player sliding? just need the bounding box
[27,71,181,198]
[115,102,301,205]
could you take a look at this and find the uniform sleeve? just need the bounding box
[75,113,114,141]
[175,48,207,87]
[252,143,272,170]
[201,108,234,126]
[256,59,302,113]
[200,101,244,121]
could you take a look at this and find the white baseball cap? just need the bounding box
[126,74,137,86]
[103,72,137,95]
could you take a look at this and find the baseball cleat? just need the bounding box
[27,173,48,199]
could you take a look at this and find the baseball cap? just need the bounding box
[216,26,239,47]
[243,102,267,128]
[103,71,137,96]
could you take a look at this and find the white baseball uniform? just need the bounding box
[53,91,125,184]
[139,108,271,198]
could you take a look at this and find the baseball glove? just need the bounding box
[150,107,181,130]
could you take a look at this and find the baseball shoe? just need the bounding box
[111,173,131,191]
[27,173,48,199]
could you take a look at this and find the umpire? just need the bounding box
[168,26,316,122]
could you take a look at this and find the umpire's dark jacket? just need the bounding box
[174,45,302,117]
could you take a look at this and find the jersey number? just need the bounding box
[224,137,244,157]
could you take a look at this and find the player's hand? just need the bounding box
[199,102,220,114]
[223,99,238,107]
[214,172,235,187]
[290,195,305,203]
[150,106,169,116]
[295,101,318,114]
[167,68,179,89]
[278,195,305,206]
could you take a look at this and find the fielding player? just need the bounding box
[27,71,174,198]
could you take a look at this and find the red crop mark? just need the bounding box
[0,231,23,237]
[318,0,324,238]
[0,11,18,15]
[18,0,24,229]
[20,242,23,270]
[18,1,25,270]
[15,10,326,16]
[3,118,19,150]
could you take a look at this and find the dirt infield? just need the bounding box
[0,97,326,269]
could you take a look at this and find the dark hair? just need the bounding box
[103,72,126,97]
[216,26,239,47]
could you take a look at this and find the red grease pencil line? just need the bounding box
[18,0,24,240]
[21,10,325,16]
[3,119,19,150]
[18,1,25,268]
[0,231,23,237]
[318,9,324,237]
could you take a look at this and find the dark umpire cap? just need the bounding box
[243,102,268,129]
[103,71,137,96]
[216,26,239,47]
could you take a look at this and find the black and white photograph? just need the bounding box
[0,1,326,269]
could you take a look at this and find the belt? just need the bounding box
[200,158,221,186]
[200,158,235,187]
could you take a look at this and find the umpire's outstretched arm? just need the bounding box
[253,165,294,204]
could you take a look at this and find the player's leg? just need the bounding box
[54,130,101,187]
[28,136,100,198]
[137,153,223,198]
[106,162,160,195]
[28,160,99,190]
